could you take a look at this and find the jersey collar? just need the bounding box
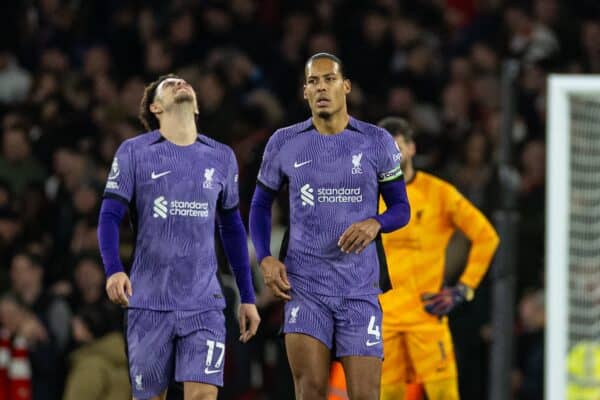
[149,130,212,146]
[298,116,362,134]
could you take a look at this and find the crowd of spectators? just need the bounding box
[0,0,597,399]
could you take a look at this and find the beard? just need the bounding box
[317,111,332,119]
[174,91,195,104]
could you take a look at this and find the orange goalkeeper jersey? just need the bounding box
[379,171,499,330]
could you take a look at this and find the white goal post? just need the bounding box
[547,75,600,400]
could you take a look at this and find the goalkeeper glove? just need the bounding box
[421,283,473,316]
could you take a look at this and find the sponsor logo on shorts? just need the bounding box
[289,306,300,324]
[366,315,381,347]
[205,340,225,376]
[204,367,222,375]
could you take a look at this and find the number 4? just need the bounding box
[205,340,225,368]
[368,316,380,340]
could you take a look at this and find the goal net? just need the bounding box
[547,76,600,400]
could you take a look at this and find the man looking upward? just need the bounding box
[98,74,260,400]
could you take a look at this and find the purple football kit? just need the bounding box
[257,117,403,358]
[103,131,239,395]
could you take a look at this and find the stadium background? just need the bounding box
[0,0,598,399]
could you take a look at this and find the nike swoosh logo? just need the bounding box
[204,368,222,375]
[151,171,171,179]
[294,160,312,168]
[366,340,381,347]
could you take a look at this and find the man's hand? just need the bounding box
[338,218,381,254]
[238,303,261,343]
[106,272,132,307]
[421,284,472,316]
[260,256,291,300]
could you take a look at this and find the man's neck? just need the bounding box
[159,104,198,146]
[312,110,350,135]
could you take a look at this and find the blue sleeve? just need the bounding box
[217,208,256,304]
[97,198,127,277]
[249,184,276,264]
[374,179,411,233]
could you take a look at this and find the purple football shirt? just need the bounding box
[103,130,239,311]
[257,117,403,296]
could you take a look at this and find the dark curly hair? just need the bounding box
[138,73,181,131]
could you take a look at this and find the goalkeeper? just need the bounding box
[377,117,499,400]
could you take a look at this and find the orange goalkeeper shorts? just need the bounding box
[381,326,457,385]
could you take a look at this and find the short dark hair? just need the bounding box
[305,52,345,79]
[378,117,415,143]
[138,73,181,131]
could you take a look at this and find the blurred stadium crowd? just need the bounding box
[0,0,598,399]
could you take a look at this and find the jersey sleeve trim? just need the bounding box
[379,174,405,185]
[103,192,130,206]
[257,179,278,194]
[378,165,404,183]
[218,203,239,214]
